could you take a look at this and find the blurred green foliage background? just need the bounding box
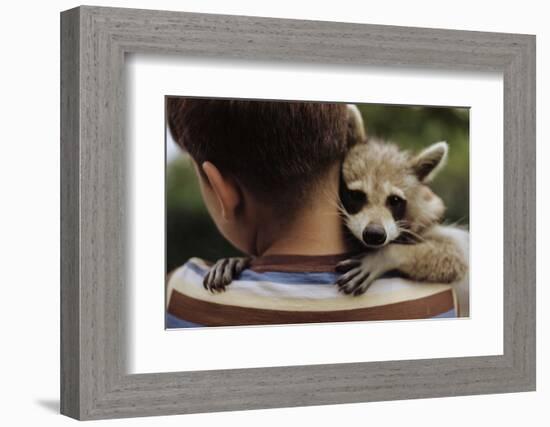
[166,104,469,272]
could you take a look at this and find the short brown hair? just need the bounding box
[167,98,348,207]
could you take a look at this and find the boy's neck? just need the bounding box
[254,170,353,257]
[258,217,350,257]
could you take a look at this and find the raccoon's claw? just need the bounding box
[336,252,395,296]
[203,257,250,293]
[335,258,361,273]
[336,266,376,295]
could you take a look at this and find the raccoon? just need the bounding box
[336,138,468,296]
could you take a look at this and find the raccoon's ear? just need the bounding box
[411,141,448,183]
[346,104,367,147]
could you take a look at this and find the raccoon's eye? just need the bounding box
[387,194,407,219]
[349,190,367,204]
[387,195,404,206]
[341,189,367,214]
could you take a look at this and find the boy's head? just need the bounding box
[167,98,350,254]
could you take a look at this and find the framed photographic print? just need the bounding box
[60,5,536,420]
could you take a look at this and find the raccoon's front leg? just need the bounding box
[385,233,468,284]
[335,248,399,295]
[336,231,468,296]
[203,257,250,293]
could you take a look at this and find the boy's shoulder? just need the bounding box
[166,257,211,299]
[170,257,212,278]
[166,255,343,308]
[165,255,459,328]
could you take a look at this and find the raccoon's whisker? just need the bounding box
[309,185,352,220]
[442,216,467,228]
[335,199,350,217]
[337,205,349,217]
[318,187,347,214]
[409,218,432,233]
[287,183,351,230]
[398,227,425,243]
[399,230,423,241]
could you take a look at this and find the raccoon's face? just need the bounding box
[340,180,408,247]
[340,139,448,248]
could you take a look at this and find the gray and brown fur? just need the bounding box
[336,138,468,296]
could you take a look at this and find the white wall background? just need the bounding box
[0,0,546,425]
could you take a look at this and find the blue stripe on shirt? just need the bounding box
[432,309,456,318]
[165,313,203,328]
[185,260,401,285]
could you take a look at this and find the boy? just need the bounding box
[165,98,461,328]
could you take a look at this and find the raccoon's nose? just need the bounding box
[362,224,387,246]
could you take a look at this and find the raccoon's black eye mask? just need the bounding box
[339,169,368,215]
[386,194,407,220]
[340,188,367,215]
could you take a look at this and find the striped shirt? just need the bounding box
[166,253,459,328]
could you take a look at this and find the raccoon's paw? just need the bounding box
[335,251,396,296]
[203,257,250,293]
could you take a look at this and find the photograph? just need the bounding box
[165,98,470,328]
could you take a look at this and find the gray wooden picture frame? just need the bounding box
[60,5,536,420]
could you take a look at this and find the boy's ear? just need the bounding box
[201,161,242,220]
[411,141,449,183]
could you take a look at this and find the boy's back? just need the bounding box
[166,252,461,328]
